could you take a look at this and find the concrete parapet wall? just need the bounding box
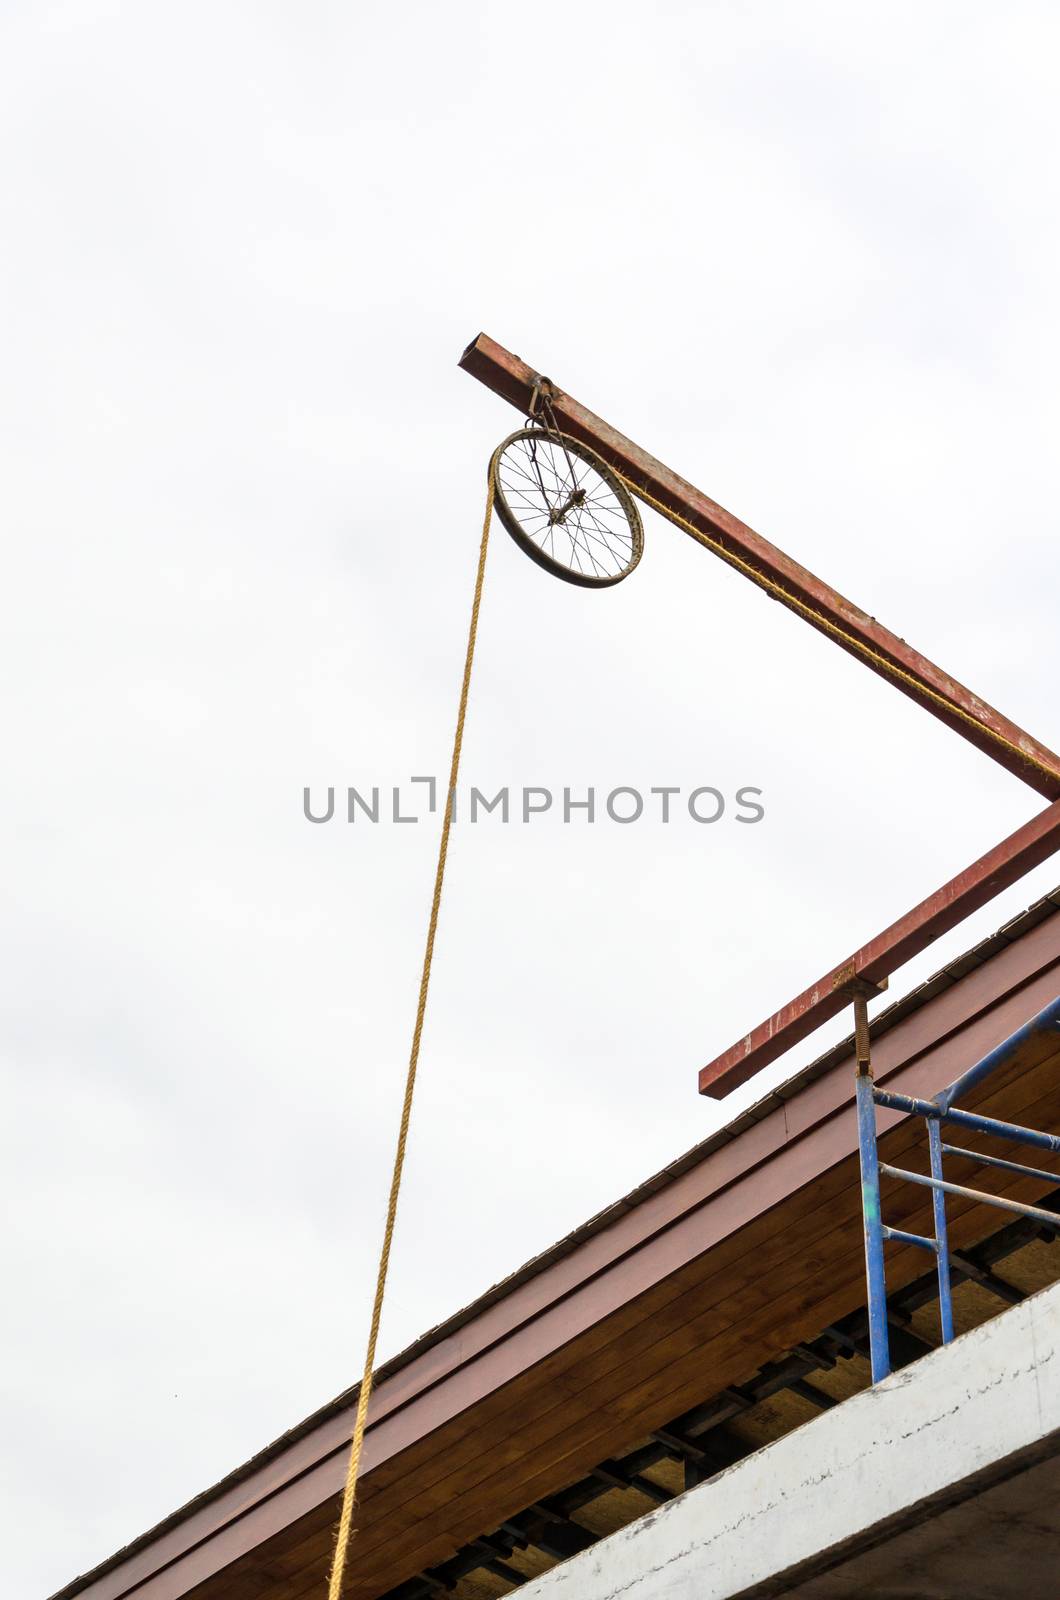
[516,1280,1060,1600]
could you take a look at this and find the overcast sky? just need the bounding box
[4,3,1060,1594]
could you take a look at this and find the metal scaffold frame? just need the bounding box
[854,993,1060,1382]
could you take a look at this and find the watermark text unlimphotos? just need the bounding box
[303,779,765,826]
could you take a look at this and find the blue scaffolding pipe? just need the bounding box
[881,1224,939,1252]
[879,1162,1060,1232]
[934,994,1060,1113]
[857,994,1060,1384]
[872,1089,1060,1155]
[928,1120,955,1343]
[940,1143,1060,1186]
[855,1071,891,1383]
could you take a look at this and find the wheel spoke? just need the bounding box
[495,431,641,586]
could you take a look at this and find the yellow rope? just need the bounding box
[325,436,1055,1597]
[616,471,1060,792]
[326,471,495,1600]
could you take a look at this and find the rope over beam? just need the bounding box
[459,332,1060,801]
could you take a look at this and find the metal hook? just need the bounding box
[527,377,558,427]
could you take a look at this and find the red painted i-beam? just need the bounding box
[698,798,1060,1095]
[460,333,1060,801]
[459,333,1060,1098]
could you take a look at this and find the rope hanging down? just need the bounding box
[327,471,496,1600]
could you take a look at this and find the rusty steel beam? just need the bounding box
[699,798,1060,1096]
[459,333,1060,800]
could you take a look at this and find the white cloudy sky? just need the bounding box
[3,3,1060,1593]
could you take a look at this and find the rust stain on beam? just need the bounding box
[459,333,1060,801]
[699,798,1060,1097]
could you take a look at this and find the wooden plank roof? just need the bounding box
[53,889,1060,1600]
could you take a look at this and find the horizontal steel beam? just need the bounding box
[698,798,1060,1096]
[459,333,1060,800]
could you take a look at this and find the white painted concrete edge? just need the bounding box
[515,1280,1060,1600]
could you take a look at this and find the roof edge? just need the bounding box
[51,884,1060,1600]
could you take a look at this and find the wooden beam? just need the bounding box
[699,798,1060,1096]
[591,1460,672,1504]
[459,332,1060,800]
[948,1250,1024,1306]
